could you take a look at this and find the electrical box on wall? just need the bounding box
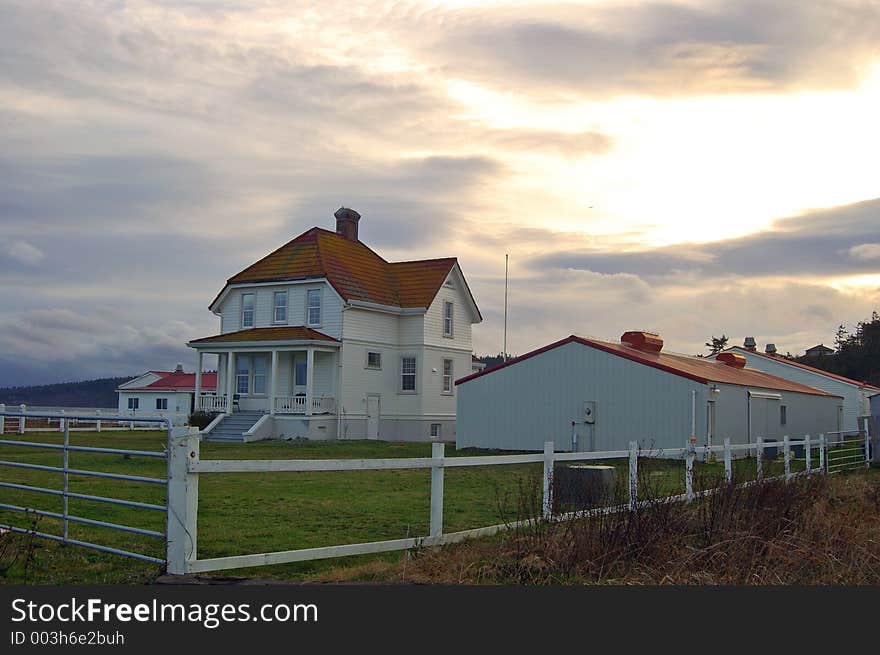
[583,401,597,424]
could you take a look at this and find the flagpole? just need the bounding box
[503,253,508,362]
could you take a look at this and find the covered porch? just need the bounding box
[188,328,340,417]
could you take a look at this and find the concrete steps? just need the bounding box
[204,412,264,442]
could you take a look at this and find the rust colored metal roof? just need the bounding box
[215,228,458,309]
[189,326,339,345]
[457,335,841,397]
[727,347,880,391]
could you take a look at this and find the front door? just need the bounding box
[366,395,380,439]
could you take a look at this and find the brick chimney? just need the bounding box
[334,207,361,241]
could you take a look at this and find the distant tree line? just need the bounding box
[474,353,514,368]
[0,377,135,408]
[799,311,880,385]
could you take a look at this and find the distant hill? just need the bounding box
[0,377,136,408]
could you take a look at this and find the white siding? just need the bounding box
[423,283,473,351]
[215,280,342,339]
[720,348,867,433]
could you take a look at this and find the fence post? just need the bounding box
[542,441,554,520]
[819,433,826,474]
[685,442,695,502]
[629,441,638,510]
[59,409,65,432]
[430,442,445,539]
[805,434,811,475]
[130,410,135,431]
[62,420,70,542]
[756,437,764,483]
[0,403,4,434]
[167,426,200,575]
[723,438,732,484]
[18,404,25,434]
[95,409,101,433]
[783,435,791,481]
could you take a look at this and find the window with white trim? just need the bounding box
[401,356,417,392]
[273,290,288,324]
[366,351,382,369]
[430,423,442,438]
[307,288,322,326]
[443,301,454,337]
[442,358,454,393]
[127,397,139,410]
[156,398,168,410]
[241,293,255,328]
[236,358,250,394]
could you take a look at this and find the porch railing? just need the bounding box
[275,396,335,415]
[198,394,227,413]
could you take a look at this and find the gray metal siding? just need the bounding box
[722,349,865,432]
[457,341,843,453]
[456,341,705,452]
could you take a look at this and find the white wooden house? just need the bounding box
[116,365,217,421]
[188,207,482,442]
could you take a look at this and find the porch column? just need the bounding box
[305,347,314,416]
[226,351,236,415]
[194,351,203,411]
[269,350,278,415]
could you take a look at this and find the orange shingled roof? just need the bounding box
[189,326,339,345]
[458,335,841,397]
[214,228,461,310]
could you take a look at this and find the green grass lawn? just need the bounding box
[0,430,854,584]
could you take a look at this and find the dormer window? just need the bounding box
[443,301,454,337]
[241,293,255,328]
[307,288,322,326]
[273,290,288,324]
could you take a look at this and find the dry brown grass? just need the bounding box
[313,470,880,585]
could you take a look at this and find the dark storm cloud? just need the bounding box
[529,198,880,279]
[419,0,880,96]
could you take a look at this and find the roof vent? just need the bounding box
[717,352,746,369]
[334,207,361,241]
[765,343,777,355]
[743,336,757,352]
[174,362,184,373]
[620,331,663,352]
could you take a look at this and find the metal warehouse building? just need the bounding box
[455,332,843,453]
[712,341,880,434]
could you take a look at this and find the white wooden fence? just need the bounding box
[0,404,188,433]
[165,428,872,575]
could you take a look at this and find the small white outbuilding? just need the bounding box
[455,332,843,453]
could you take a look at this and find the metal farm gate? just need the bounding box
[0,410,176,566]
[824,429,871,474]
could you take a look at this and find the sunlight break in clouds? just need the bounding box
[0,0,878,385]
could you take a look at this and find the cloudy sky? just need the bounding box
[1,0,879,386]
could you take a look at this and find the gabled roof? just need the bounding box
[726,346,880,391]
[210,228,479,317]
[457,335,840,397]
[188,326,340,345]
[119,371,217,392]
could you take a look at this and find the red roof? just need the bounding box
[124,371,217,392]
[727,347,880,391]
[211,227,480,317]
[189,326,339,345]
[457,335,840,397]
